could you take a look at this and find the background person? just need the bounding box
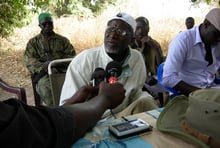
[60,12,157,118]
[131,16,164,76]
[163,8,220,96]
[185,17,195,29]
[0,82,125,148]
[130,16,165,105]
[24,12,76,106]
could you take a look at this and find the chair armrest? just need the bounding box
[0,78,27,103]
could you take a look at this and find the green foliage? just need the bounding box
[0,0,29,36]
[191,0,220,5]
[0,0,118,37]
[48,0,118,17]
[82,0,118,16]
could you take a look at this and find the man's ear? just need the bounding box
[203,19,211,29]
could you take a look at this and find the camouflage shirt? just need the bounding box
[24,31,75,74]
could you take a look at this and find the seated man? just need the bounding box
[60,12,157,118]
[24,12,76,106]
[130,16,165,103]
[131,16,164,76]
[163,8,220,96]
[0,82,125,148]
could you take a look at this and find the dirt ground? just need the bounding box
[0,82,35,105]
[0,50,35,105]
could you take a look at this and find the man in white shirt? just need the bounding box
[60,12,157,118]
[163,8,220,95]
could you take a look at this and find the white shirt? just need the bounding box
[60,45,152,116]
[163,25,220,88]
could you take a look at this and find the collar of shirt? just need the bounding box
[40,31,57,40]
[194,25,204,46]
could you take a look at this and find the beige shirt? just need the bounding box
[60,45,152,117]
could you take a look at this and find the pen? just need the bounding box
[111,109,117,119]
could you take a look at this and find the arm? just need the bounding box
[163,34,187,88]
[0,82,124,147]
[141,36,164,73]
[62,85,98,105]
[63,82,125,142]
[61,37,76,58]
[24,39,45,74]
[173,80,200,96]
[163,33,200,95]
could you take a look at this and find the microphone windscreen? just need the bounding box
[106,61,122,78]
[91,67,105,79]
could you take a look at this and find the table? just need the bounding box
[72,108,196,148]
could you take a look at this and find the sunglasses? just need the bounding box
[41,22,53,27]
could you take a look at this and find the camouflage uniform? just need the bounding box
[24,31,75,105]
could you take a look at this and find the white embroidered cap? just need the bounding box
[205,8,220,31]
[108,12,136,33]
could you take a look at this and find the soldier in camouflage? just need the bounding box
[24,12,76,106]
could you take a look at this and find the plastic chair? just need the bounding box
[214,77,220,84]
[157,63,179,97]
[48,58,73,106]
[0,78,27,103]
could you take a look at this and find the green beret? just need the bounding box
[38,12,52,23]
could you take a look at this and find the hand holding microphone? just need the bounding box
[105,61,123,118]
[90,61,122,87]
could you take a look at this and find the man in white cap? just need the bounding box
[60,12,157,118]
[163,8,220,96]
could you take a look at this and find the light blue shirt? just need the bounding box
[163,25,220,88]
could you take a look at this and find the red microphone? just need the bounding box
[108,76,117,84]
[106,61,122,84]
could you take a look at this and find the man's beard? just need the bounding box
[104,44,119,54]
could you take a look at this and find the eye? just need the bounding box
[41,22,53,27]
[117,29,127,36]
[106,26,127,37]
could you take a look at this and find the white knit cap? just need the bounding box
[108,12,136,33]
[205,8,220,31]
